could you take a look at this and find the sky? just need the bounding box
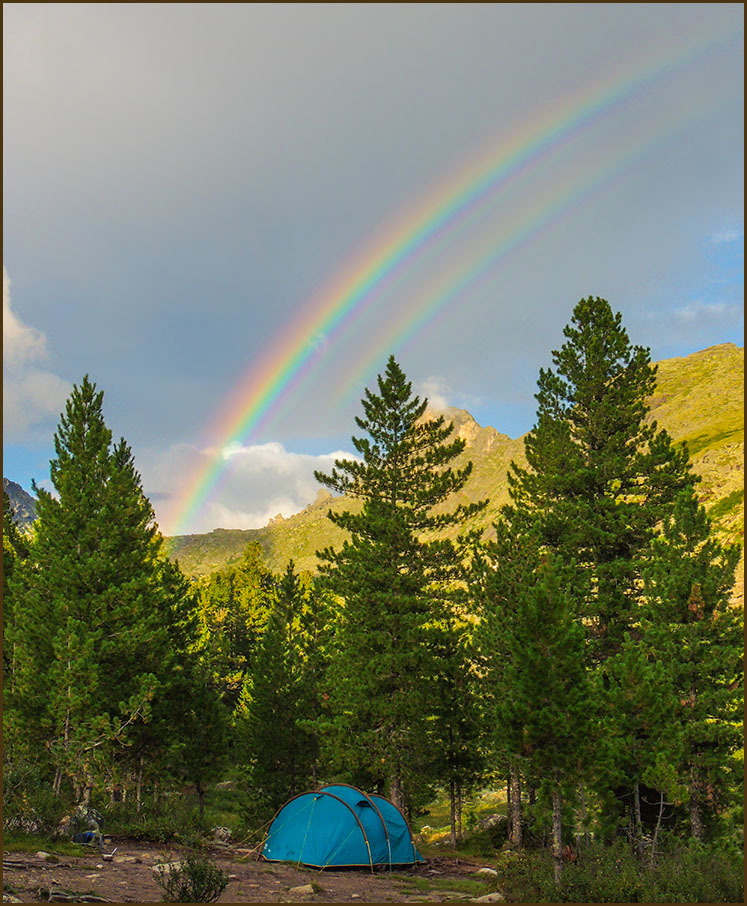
[3,3,744,536]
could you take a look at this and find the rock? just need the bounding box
[57,814,76,837]
[34,851,57,862]
[471,894,505,903]
[475,867,498,877]
[478,813,506,830]
[113,855,140,863]
[351,896,361,900]
[288,883,316,897]
[211,825,232,844]
[153,861,183,876]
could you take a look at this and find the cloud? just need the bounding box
[709,229,743,245]
[3,267,48,365]
[138,440,357,535]
[672,300,742,324]
[3,267,70,438]
[418,376,451,411]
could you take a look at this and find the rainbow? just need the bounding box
[167,23,740,537]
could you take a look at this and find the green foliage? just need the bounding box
[236,561,330,822]
[2,765,68,835]
[198,542,277,710]
[156,854,229,903]
[314,355,486,812]
[496,839,744,903]
[641,487,743,840]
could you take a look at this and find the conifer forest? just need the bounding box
[3,298,743,902]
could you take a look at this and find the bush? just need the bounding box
[156,854,229,903]
[496,839,744,903]
[2,766,68,836]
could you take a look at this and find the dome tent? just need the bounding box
[261,783,424,870]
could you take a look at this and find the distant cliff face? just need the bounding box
[3,478,37,532]
[166,343,745,605]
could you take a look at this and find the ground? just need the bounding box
[2,839,503,903]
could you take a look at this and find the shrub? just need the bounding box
[156,854,229,903]
[496,839,744,903]
[2,766,68,836]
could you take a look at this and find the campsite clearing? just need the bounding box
[1,839,503,902]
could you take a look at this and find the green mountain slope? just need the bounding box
[165,343,744,603]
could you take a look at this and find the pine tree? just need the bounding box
[642,488,742,842]
[198,543,276,711]
[3,490,28,684]
[504,297,696,836]
[314,355,486,813]
[474,509,543,847]
[8,377,170,801]
[236,561,325,821]
[498,554,590,884]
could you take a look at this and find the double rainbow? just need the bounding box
[167,23,740,536]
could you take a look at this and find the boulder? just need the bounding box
[211,825,232,844]
[287,883,316,897]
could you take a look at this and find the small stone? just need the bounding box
[475,868,498,877]
[228,874,239,880]
[471,894,505,903]
[113,855,139,864]
[153,861,183,876]
[288,883,315,897]
[351,896,361,900]
[95,864,104,869]
[34,851,57,862]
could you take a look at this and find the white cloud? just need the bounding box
[138,440,356,535]
[418,376,451,411]
[709,229,743,244]
[3,266,70,438]
[3,267,47,365]
[672,300,742,323]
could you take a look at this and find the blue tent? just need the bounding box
[261,784,424,870]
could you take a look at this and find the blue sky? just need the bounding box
[3,3,743,534]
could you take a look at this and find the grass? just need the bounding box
[2,832,93,857]
[708,488,745,521]
[414,788,507,849]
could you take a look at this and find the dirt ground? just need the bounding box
[2,838,500,903]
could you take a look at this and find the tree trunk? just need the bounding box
[197,782,205,821]
[389,776,404,813]
[633,782,644,857]
[579,784,590,849]
[449,780,457,848]
[136,757,143,814]
[510,762,522,847]
[552,786,563,886]
[456,781,463,844]
[689,777,704,843]
[505,767,512,842]
[650,790,665,870]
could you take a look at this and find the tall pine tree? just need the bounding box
[7,377,186,803]
[314,355,486,813]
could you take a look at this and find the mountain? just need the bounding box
[167,343,742,604]
[3,478,37,532]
